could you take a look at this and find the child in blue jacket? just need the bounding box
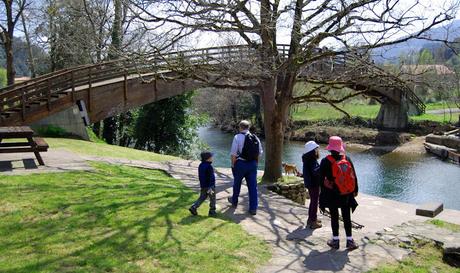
[189,151,217,216]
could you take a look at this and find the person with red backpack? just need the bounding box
[319,136,359,250]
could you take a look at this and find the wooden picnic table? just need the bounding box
[0,126,49,165]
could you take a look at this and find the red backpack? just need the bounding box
[324,155,356,195]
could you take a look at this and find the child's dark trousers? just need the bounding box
[191,187,216,213]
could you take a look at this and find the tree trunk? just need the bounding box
[102,0,123,143]
[20,11,36,78]
[260,79,290,182]
[5,38,15,85]
[102,117,117,144]
[252,94,263,132]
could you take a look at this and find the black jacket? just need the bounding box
[319,154,359,211]
[302,151,321,188]
[198,161,215,188]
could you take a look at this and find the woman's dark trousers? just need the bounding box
[329,206,352,237]
[307,186,320,223]
[191,187,216,213]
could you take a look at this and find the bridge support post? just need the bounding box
[376,96,409,130]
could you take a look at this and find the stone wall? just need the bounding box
[267,182,309,205]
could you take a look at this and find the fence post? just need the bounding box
[21,89,26,121]
[71,70,76,102]
[123,69,128,106]
[47,79,51,111]
[88,67,92,112]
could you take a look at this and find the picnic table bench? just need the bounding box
[0,126,49,165]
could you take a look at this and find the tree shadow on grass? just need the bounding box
[0,164,238,273]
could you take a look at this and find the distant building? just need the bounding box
[401,65,455,75]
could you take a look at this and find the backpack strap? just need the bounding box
[326,155,336,163]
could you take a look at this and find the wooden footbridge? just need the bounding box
[0,45,425,128]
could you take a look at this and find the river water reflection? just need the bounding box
[198,127,460,210]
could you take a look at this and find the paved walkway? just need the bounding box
[3,150,460,272]
[0,149,91,175]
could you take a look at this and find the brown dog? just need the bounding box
[282,163,299,176]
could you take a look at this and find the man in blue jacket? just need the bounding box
[189,151,217,217]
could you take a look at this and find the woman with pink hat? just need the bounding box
[301,140,322,229]
[319,136,359,250]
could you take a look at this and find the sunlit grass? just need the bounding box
[292,103,458,123]
[0,163,270,273]
[45,137,179,162]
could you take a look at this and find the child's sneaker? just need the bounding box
[346,239,359,250]
[189,206,198,216]
[208,211,217,217]
[327,239,340,249]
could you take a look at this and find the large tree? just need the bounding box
[129,0,458,182]
[0,0,27,85]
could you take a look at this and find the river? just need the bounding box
[198,127,460,210]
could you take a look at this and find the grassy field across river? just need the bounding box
[292,103,459,123]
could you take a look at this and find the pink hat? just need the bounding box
[326,136,345,154]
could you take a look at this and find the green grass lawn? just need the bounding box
[0,163,270,273]
[292,104,381,121]
[292,103,458,123]
[44,138,179,162]
[429,219,460,232]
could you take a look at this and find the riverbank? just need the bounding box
[289,118,457,146]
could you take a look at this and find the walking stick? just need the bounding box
[320,208,365,230]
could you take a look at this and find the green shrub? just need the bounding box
[36,125,69,137]
[86,127,106,143]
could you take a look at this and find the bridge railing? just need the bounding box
[0,44,425,122]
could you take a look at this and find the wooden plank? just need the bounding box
[0,142,31,147]
[27,136,45,165]
[0,126,34,138]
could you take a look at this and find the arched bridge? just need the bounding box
[0,45,424,130]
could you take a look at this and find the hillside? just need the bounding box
[0,37,49,77]
[372,20,460,63]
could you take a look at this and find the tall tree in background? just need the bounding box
[18,0,35,78]
[134,92,201,156]
[130,0,459,181]
[102,0,123,144]
[0,0,27,85]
